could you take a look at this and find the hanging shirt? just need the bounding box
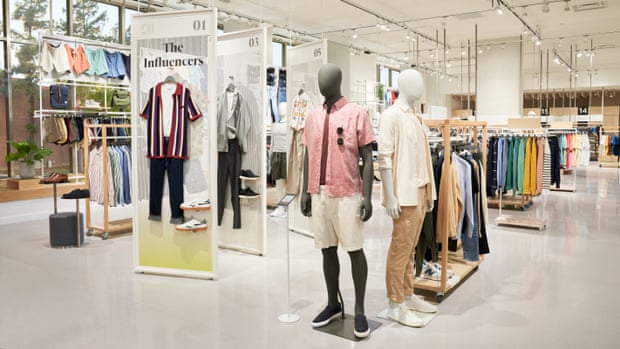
[140,82,203,159]
[161,83,176,137]
[290,92,313,131]
[302,97,375,197]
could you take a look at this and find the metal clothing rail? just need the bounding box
[413,119,487,301]
[40,33,131,52]
[546,128,578,192]
[83,123,133,240]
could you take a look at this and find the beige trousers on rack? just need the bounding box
[386,187,428,303]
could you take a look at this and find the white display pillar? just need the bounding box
[285,39,328,237]
[132,9,218,279]
[216,26,271,256]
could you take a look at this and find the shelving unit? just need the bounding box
[35,33,130,179]
[415,119,487,301]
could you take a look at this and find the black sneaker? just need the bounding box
[353,314,370,338]
[311,304,342,328]
[239,187,260,198]
[240,169,260,179]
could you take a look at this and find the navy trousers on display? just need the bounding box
[218,138,242,229]
[149,139,184,222]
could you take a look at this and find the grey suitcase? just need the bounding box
[49,212,84,247]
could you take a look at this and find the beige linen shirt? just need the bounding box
[377,100,436,206]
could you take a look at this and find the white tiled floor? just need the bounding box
[1,165,619,348]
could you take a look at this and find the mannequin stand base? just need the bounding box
[278,313,300,323]
[377,308,438,328]
[314,314,382,341]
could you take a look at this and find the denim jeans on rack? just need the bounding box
[266,84,279,123]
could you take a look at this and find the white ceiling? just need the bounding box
[174,0,620,77]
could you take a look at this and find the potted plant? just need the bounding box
[5,140,53,179]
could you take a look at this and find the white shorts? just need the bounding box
[311,187,363,251]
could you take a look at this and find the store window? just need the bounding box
[391,70,400,89]
[9,0,50,41]
[71,0,119,42]
[0,47,7,176]
[0,3,4,36]
[51,0,66,35]
[124,8,137,44]
[272,41,283,67]
[379,66,389,87]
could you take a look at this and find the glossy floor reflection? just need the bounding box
[0,165,619,348]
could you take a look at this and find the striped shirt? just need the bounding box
[140,82,202,159]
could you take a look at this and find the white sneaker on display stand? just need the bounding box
[405,295,438,313]
[387,303,424,328]
[270,206,287,218]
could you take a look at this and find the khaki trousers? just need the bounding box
[386,187,427,303]
[285,130,304,195]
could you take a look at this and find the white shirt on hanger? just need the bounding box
[161,83,177,137]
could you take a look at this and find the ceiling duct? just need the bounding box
[573,1,607,12]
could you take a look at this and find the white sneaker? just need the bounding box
[269,206,287,218]
[387,303,424,328]
[405,295,438,313]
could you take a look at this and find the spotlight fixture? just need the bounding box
[564,0,570,11]
[522,5,528,16]
[352,30,358,39]
[542,1,550,13]
[577,50,582,58]
[385,25,391,31]
[497,4,503,15]
[535,37,541,45]
[461,50,466,56]
[478,47,483,54]
[446,62,452,68]
[487,45,491,52]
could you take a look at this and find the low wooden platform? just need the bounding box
[487,196,533,211]
[495,215,547,231]
[599,161,620,168]
[0,178,85,203]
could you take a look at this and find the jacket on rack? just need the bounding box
[216,90,251,153]
[140,82,202,159]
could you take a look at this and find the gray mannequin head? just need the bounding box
[318,64,343,100]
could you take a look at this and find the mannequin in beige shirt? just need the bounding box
[379,69,438,328]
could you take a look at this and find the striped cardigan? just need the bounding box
[140,82,202,159]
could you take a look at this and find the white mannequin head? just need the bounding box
[278,102,287,122]
[397,69,424,107]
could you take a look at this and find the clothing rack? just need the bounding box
[546,128,578,192]
[83,123,132,240]
[598,126,620,168]
[36,33,131,179]
[485,128,539,211]
[414,119,487,301]
[488,127,548,230]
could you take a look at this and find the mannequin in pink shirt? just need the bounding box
[300,64,375,338]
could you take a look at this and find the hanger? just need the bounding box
[163,75,176,84]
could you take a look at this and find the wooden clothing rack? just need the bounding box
[83,123,132,240]
[414,119,487,301]
[485,127,547,230]
[598,126,620,168]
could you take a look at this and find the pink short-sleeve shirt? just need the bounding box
[302,97,375,197]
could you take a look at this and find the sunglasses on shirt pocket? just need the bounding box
[337,127,344,145]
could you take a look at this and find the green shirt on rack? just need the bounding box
[505,137,514,191]
[517,137,526,195]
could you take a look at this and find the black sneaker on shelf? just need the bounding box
[240,169,260,179]
[239,187,260,198]
[353,314,370,338]
[61,188,90,199]
[311,304,342,328]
